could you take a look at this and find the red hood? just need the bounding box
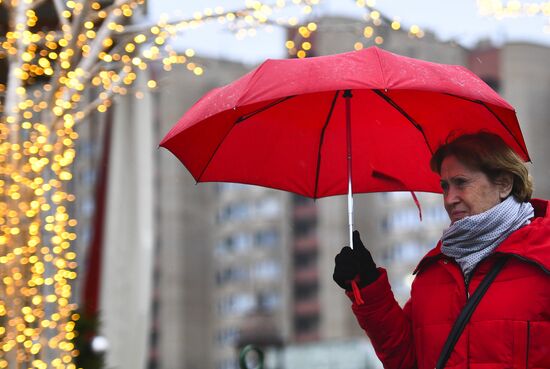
[414,198,550,274]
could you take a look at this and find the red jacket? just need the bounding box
[348,199,550,369]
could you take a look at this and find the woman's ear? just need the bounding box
[496,173,513,199]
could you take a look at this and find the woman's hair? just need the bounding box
[430,132,533,202]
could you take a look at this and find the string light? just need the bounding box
[477,0,550,18]
[0,0,210,366]
[282,0,424,58]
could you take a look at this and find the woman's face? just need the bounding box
[440,155,510,224]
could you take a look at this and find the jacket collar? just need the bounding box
[413,198,550,275]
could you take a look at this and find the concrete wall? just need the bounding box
[501,43,550,199]
[101,71,155,369]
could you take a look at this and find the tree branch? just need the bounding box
[76,0,123,73]
[52,0,70,28]
[83,35,133,82]
[70,65,132,127]
[117,7,257,36]
[44,0,94,128]
[31,0,49,9]
[68,0,90,51]
[84,0,134,24]
[4,1,31,132]
[71,91,113,126]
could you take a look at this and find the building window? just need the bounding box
[294,314,319,332]
[216,197,282,224]
[216,327,240,347]
[252,260,281,281]
[294,282,318,300]
[294,250,317,268]
[382,205,447,233]
[217,202,252,223]
[294,218,317,237]
[394,241,423,263]
[233,232,253,252]
[216,266,249,286]
[255,229,279,248]
[383,240,434,264]
[215,232,253,255]
[256,197,281,217]
[257,291,280,311]
[424,206,448,223]
[218,293,256,317]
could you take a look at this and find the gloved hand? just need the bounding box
[333,230,379,291]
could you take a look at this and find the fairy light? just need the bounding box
[0,0,208,366]
[2,0,319,359]
[477,0,550,18]
[353,0,424,48]
[285,20,319,58]
[282,0,416,58]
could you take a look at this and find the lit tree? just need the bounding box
[0,1,311,367]
[0,1,185,366]
[0,0,420,366]
[477,0,550,22]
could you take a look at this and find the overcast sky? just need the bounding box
[147,0,550,64]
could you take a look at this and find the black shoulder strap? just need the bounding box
[435,256,509,369]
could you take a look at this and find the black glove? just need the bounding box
[333,230,379,291]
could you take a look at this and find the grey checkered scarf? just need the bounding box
[441,196,534,281]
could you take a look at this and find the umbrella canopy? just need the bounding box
[160,46,529,199]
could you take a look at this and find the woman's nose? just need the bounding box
[444,187,460,205]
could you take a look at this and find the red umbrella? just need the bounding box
[160,46,529,249]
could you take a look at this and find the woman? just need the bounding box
[333,132,550,369]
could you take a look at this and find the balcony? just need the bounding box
[294,265,318,283]
[294,234,318,253]
[293,203,317,219]
[294,298,320,316]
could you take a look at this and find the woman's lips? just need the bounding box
[451,211,467,220]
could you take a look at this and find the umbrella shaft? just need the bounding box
[348,177,354,249]
[344,90,354,249]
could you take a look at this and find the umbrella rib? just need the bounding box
[480,101,530,161]
[195,122,236,183]
[313,90,340,199]
[235,96,296,124]
[443,93,530,161]
[372,89,434,155]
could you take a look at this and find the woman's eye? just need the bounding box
[440,182,449,191]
